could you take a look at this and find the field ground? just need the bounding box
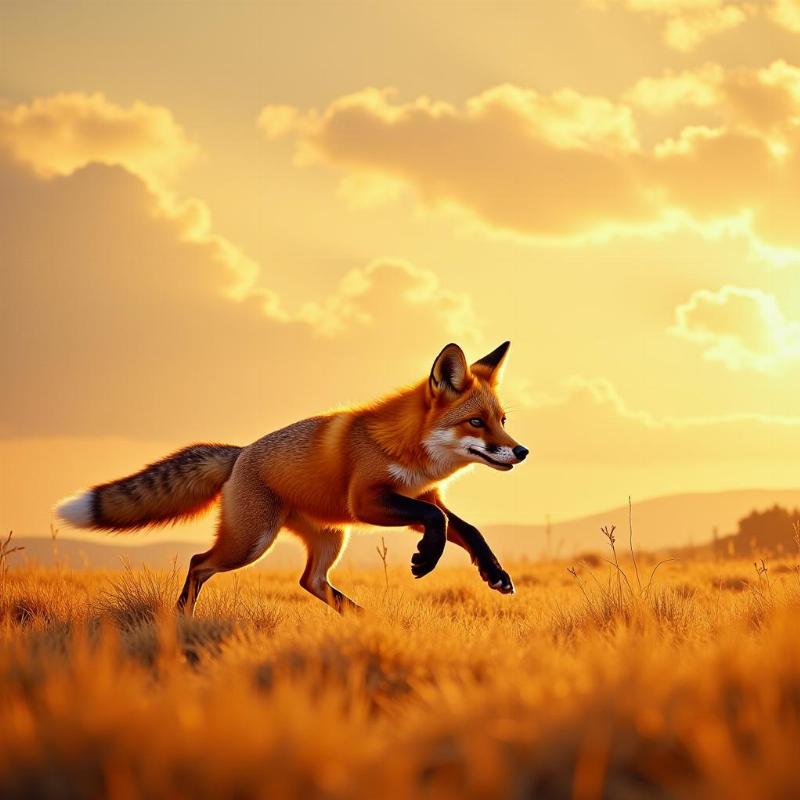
[1,549,800,799]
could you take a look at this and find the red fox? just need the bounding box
[55,342,528,614]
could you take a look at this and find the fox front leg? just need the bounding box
[352,489,448,578]
[452,513,514,594]
[419,491,514,595]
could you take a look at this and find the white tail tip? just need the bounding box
[55,490,94,528]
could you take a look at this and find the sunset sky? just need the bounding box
[3,0,800,541]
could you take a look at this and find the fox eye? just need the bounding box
[501,416,507,427]
[468,418,484,428]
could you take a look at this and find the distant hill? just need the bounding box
[483,488,800,560]
[10,534,308,572]
[11,488,800,570]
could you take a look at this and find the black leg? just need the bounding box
[353,489,448,578]
[420,492,514,594]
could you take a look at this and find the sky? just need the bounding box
[2,0,800,541]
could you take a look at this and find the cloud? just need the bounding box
[0,92,279,301]
[257,104,302,141]
[0,93,479,340]
[297,259,480,339]
[671,286,800,372]
[586,1,756,50]
[0,144,482,440]
[626,60,800,132]
[0,92,199,184]
[258,62,800,260]
[631,61,800,255]
[589,0,800,50]
[770,0,800,32]
[527,375,800,463]
[259,86,652,241]
[624,63,726,114]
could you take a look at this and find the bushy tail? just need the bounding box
[55,444,243,531]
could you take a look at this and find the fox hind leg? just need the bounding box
[289,515,360,614]
[177,548,217,614]
[177,481,285,616]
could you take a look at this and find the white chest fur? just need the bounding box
[386,463,434,491]
[386,458,461,493]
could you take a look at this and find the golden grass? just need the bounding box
[1,552,799,799]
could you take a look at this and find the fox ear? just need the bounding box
[429,343,471,397]
[471,341,511,384]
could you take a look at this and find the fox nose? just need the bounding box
[513,445,529,461]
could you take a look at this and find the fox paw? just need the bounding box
[411,536,445,578]
[479,565,515,595]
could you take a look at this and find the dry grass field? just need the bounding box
[2,537,800,799]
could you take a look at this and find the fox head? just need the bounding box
[423,342,528,472]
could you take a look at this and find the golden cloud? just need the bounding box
[626,60,800,131]
[297,259,480,340]
[257,104,303,141]
[0,147,482,439]
[0,92,277,302]
[258,62,800,259]
[624,63,726,114]
[770,0,800,32]
[587,1,756,50]
[0,93,479,343]
[589,0,800,49]
[672,286,800,372]
[259,86,652,240]
[0,92,199,184]
[529,375,800,463]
